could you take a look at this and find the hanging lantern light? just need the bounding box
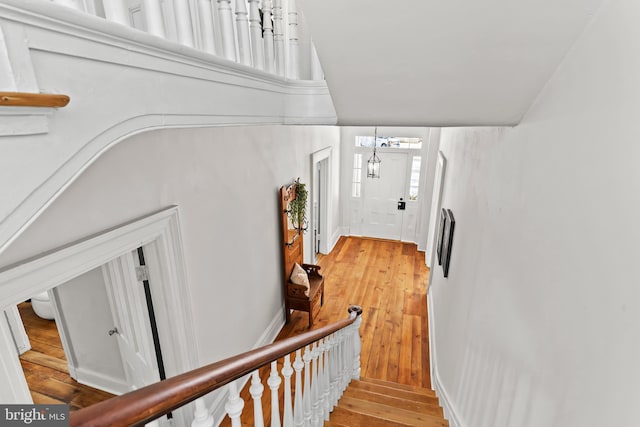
[367,127,382,178]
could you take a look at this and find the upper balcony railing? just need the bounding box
[45,0,324,81]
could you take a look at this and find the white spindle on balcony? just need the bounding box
[191,397,214,427]
[225,381,245,427]
[282,354,294,427]
[272,0,285,76]
[197,0,217,54]
[142,0,166,38]
[250,370,265,427]
[217,0,236,61]
[287,0,299,79]
[234,0,251,66]
[103,0,130,26]
[248,0,264,70]
[262,0,275,73]
[268,361,282,427]
[173,0,194,47]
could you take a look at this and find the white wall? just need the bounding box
[0,125,341,367]
[53,267,127,393]
[429,1,640,426]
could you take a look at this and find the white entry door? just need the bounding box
[361,152,409,240]
[102,251,160,391]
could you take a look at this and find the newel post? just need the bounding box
[348,305,363,380]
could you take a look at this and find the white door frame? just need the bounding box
[3,305,30,355]
[426,151,447,269]
[0,206,197,422]
[311,147,332,259]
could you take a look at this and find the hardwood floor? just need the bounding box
[279,236,432,388]
[221,236,433,426]
[17,302,115,410]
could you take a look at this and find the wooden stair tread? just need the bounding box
[327,406,413,427]
[343,387,443,417]
[336,395,448,427]
[359,377,437,396]
[349,380,439,404]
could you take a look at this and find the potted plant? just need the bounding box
[289,177,308,232]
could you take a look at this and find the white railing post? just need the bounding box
[268,361,282,427]
[272,0,285,76]
[250,370,265,427]
[52,0,83,11]
[286,0,299,79]
[234,0,251,66]
[197,0,217,54]
[303,345,312,426]
[103,0,130,26]
[282,354,294,427]
[262,0,275,73]
[248,0,264,70]
[217,0,237,61]
[350,306,363,380]
[142,0,166,38]
[224,381,245,427]
[173,0,195,47]
[191,397,214,427]
[310,42,323,80]
[310,342,321,427]
[293,349,304,427]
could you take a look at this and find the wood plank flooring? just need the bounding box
[221,236,433,426]
[280,236,432,388]
[17,302,115,410]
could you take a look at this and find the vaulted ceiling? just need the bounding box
[299,0,604,126]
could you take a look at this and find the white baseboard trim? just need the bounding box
[210,308,286,425]
[428,289,462,427]
[328,227,347,253]
[75,366,129,396]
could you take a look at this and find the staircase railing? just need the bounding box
[69,306,363,427]
[42,0,322,81]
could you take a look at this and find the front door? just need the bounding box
[361,152,409,240]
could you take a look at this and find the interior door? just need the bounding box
[361,152,409,240]
[102,251,160,391]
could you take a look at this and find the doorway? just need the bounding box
[0,207,196,426]
[311,147,332,262]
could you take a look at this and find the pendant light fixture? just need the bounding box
[367,127,382,178]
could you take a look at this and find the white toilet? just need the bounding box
[31,292,55,320]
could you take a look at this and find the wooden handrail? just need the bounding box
[70,305,363,427]
[0,92,70,108]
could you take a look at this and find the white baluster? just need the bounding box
[327,333,338,413]
[234,0,251,66]
[142,0,166,37]
[225,381,245,427]
[286,0,299,79]
[293,349,304,427]
[191,397,214,427]
[272,0,285,76]
[217,0,237,61]
[351,308,363,379]
[262,0,275,73]
[250,370,265,427]
[282,354,294,427]
[268,361,282,427]
[303,345,312,427]
[197,0,217,54]
[173,0,195,47]
[309,342,319,427]
[52,0,83,10]
[248,0,265,70]
[104,0,130,26]
[310,42,323,80]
